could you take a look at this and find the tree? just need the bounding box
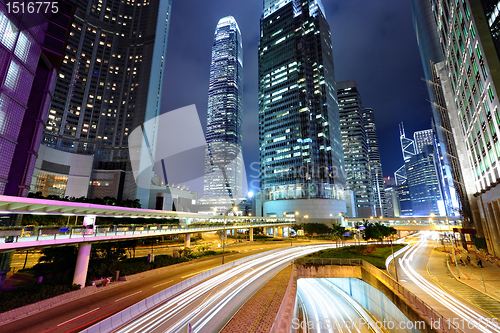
[303,223,333,236]
[331,224,346,246]
[33,246,79,285]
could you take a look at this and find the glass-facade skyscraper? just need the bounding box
[41,0,173,207]
[362,107,386,217]
[0,0,75,287]
[337,80,374,218]
[258,0,346,220]
[407,145,444,216]
[414,129,434,153]
[203,16,244,205]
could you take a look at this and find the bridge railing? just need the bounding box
[0,221,292,244]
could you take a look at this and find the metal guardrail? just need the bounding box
[293,258,465,333]
[294,258,363,266]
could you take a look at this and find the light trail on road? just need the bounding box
[399,233,500,333]
[113,244,336,333]
[296,279,381,333]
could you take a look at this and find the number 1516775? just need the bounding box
[6,2,58,14]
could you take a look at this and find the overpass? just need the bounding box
[0,195,293,286]
[343,216,463,231]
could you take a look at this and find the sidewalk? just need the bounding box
[427,246,500,318]
[446,248,500,302]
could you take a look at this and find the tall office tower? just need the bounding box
[406,145,444,215]
[203,16,244,205]
[41,0,172,207]
[0,0,75,286]
[414,129,434,153]
[396,182,413,216]
[337,81,374,218]
[258,0,346,221]
[362,107,385,216]
[412,0,500,253]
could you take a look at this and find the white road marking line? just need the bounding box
[115,291,143,302]
[57,307,100,326]
[153,280,173,288]
[181,269,210,279]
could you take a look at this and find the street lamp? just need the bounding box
[390,234,399,282]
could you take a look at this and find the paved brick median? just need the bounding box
[220,265,292,333]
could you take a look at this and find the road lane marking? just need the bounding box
[57,308,100,326]
[181,269,210,279]
[153,280,173,288]
[114,291,142,302]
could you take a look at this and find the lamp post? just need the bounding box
[447,214,461,278]
[390,235,399,282]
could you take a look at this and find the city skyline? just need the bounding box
[161,0,432,194]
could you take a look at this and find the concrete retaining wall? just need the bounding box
[272,263,446,333]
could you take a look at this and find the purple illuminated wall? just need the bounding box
[0,1,74,197]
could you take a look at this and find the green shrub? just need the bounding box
[0,283,80,313]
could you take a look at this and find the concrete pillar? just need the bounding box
[277,227,283,237]
[73,243,92,288]
[249,228,254,241]
[184,234,191,249]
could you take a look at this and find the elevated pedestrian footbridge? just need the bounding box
[0,195,293,252]
[343,216,463,231]
[0,195,293,287]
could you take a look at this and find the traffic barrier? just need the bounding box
[81,248,286,333]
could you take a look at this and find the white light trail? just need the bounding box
[399,233,500,333]
[115,244,337,333]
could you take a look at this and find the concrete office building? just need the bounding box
[412,0,500,254]
[258,0,346,222]
[41,0,173,207]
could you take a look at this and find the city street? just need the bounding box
[392,233,500,333]
[0,242,305,333]
[110,245,336,333]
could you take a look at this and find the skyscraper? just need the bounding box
[362,107,386,217]
[203,16,244,205]
[41,0,173,207]
[0,0,75,286]
[412,0,500,254]
[337,80,374,218]
[414,129,434,153]
[258,0,346,221]
[406,145,444,216]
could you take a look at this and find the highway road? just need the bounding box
[394,233,500,333]
[0,242,305,333]
[109,244,336,333]
[295,278,382,333]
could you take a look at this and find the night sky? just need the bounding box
[160,0,433,194]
